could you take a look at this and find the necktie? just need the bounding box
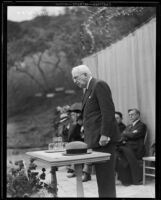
[82,88,88,104]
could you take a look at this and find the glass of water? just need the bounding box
[48,143,56,150]
[49,137,65,150]
[57,137,62,149]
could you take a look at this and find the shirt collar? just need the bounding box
[86,76,92,90]
[132,119,140,126]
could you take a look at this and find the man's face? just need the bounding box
[128,110,139,123]
[72,71,88,88]
[70,112,77,122]
[115,114,122,124]
[77,119,83,125]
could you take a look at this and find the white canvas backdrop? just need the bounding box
[82,18,156,153]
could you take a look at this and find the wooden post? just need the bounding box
[74,164,84,197]
[50,166,58,197]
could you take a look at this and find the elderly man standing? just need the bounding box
[71,65,120,197]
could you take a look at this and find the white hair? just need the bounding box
[71,65,92,76]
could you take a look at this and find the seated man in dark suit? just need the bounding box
[116,108,147,185]
[68,115,84,142]
[115,111,126,134]
[67,114,92,181]
[120,108,147,160]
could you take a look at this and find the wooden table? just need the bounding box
[26,149,111,197]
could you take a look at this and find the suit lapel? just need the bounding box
[128,120,140,132]
[133,120,140,129]
[82,78,96,111]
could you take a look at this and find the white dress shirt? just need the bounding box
[132,119,140,126]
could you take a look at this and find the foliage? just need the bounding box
[80,7,156,54]
[7,158,57,197]
[7,7,156,68]
[7,21,23,42]
[7,7,86,69]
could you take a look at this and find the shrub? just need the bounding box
[7,158,57,197]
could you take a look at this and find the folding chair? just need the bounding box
[142,156,155,185]
[142,141,155,185]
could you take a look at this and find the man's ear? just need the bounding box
[84,73,87,77]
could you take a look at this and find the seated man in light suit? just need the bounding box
[116,108,147,185]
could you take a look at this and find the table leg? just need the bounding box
[74,164,84,197]
[50,166,58,197]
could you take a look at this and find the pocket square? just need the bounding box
[133,130,138,133]
[89,96,91,99]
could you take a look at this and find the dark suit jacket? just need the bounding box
[121,120,147,159]
[82,78,120,148]
[68,123,83,142]
[118,122,126,134]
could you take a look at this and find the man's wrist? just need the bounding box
[101,135,111,141]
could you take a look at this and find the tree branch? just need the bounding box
[32,53,50,91]
[15,64,47,93]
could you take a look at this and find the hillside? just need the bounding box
[7,91,82,149]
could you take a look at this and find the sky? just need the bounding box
[7,6,64,22]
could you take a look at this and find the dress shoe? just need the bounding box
[82,173,91,182]
[122,182,131,186]
[134,181,142,185]
[67,173,76,178]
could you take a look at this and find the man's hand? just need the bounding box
[99,135,110,146]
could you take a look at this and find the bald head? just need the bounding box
[71,65,92,88]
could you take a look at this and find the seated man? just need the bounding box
[115,111,126,134]
[120,108,147,160]
[115,108,147,185]
[68,115,84,142]
[67,114,92,182]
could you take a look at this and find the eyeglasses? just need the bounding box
[129,113,136,117]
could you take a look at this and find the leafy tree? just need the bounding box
[7,21,23,42]
[80,7,156,55]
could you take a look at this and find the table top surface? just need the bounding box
[26,149,111,166]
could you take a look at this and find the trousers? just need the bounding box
[93,143,116,197]
[67,163,92,174]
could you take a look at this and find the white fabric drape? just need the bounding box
[82,18,156,151]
